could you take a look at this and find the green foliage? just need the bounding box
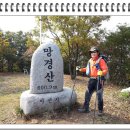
[13,63,21,72]
[36,16,110,79]
[119,92,130,99]
[15,106,24,117]
[0,31,10,72]
[0,30,38,73]
[103,25,130,86]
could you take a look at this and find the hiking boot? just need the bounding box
[97,110,103,116]
[78,108,90,113]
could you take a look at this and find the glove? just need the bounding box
[97,70,103,76]
[79,68,86,72]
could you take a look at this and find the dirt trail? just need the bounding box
[0,74,130,124]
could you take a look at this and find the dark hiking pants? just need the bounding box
[84,78,103,111]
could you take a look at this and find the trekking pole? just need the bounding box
[93,76,100,124]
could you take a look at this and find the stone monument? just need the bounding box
[20,41,77,115]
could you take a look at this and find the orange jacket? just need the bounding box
[80,58,108,77]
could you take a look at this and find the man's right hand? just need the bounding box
[79,68,86,72]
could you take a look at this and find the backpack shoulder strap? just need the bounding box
[95,57,102,64]
[87,58,92,65]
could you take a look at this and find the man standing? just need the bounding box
[78,46,108,115]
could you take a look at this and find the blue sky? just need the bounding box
[0,16,130,32]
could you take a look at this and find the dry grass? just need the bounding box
[0,73,130,124]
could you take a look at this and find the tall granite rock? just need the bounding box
[20,41,77,115]
[30,42,63,94]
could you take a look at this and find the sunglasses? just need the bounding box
[90,51,97,54]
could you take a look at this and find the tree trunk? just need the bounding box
[7,60,13,72]
[0,58,4,72]
[68,43,79,80]
[69,61,76,80]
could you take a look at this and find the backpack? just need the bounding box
[95,54,109,80]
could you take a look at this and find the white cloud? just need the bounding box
[0,16,130,33]
[101,16,130,32]
[0,16,36,32]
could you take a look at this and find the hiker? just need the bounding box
[78,46,108,115]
